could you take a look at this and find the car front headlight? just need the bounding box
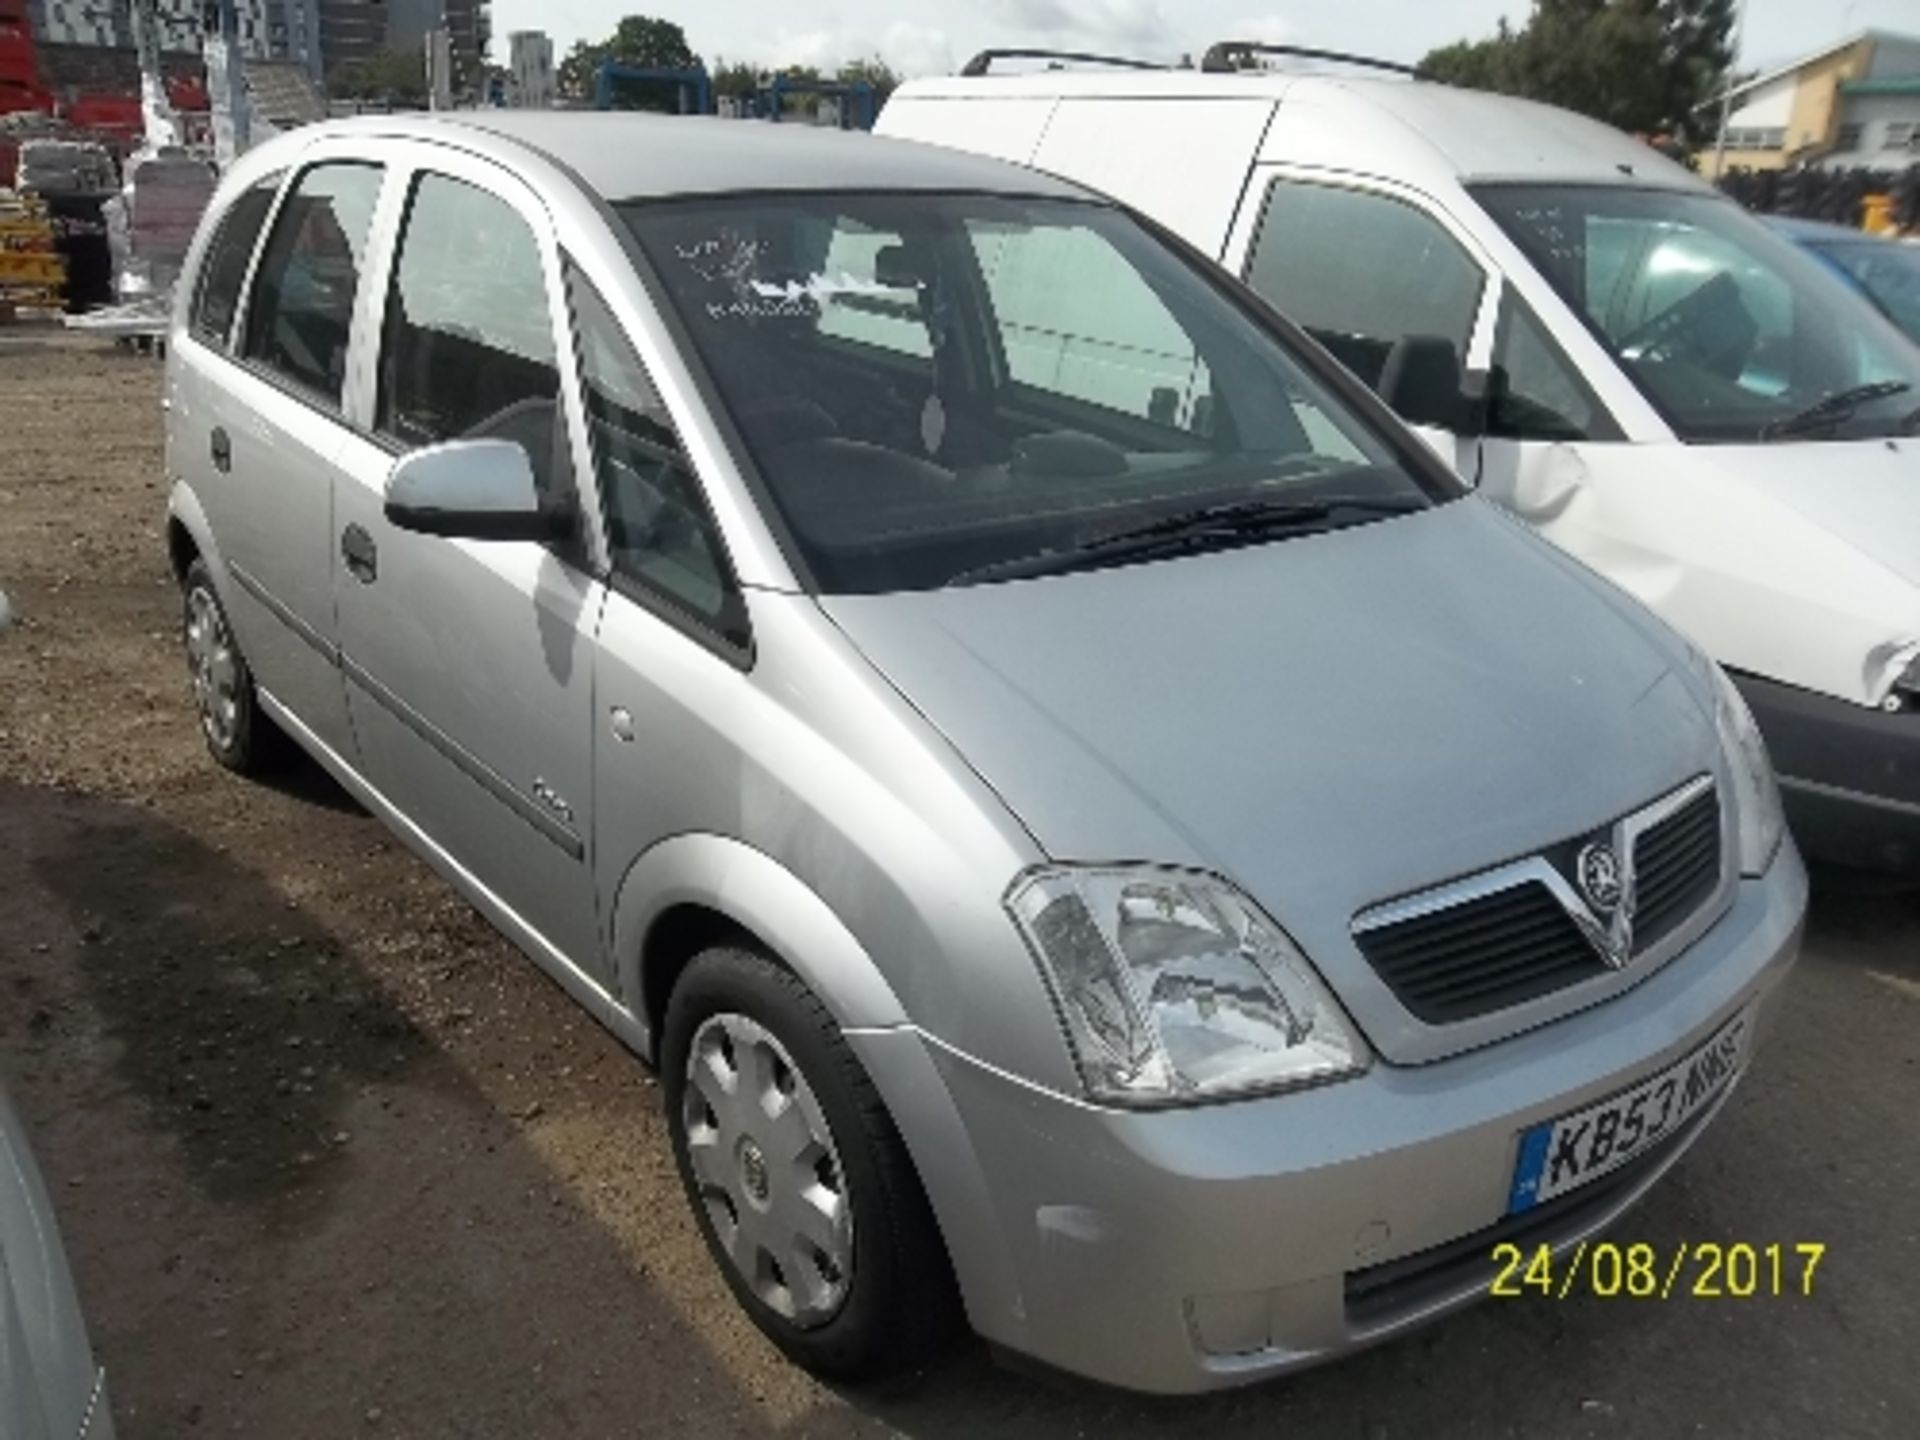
[1710,665,1786,875]
[1887,648,1920,714]
[1006,866,1367,1107]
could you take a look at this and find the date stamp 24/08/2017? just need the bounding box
[1491,1242,1826,1300]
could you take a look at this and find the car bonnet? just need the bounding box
[821,498,1720,1058]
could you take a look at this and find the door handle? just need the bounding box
[209,426,232,473]
[341,524,378,584]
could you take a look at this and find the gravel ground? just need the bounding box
[1,332,1917,1439]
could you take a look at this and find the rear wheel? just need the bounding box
[661,945,959,1381]
[181,558,285,774]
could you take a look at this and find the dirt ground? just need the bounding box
[1,332,1917,1439]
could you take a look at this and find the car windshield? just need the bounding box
[619,192,1443,593]
[1806,238,1920,345]
[1472,184,1920,444]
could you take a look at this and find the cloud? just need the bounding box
[740,21,955,77]
[1222,13,1296,43]
[987,0,1175,47]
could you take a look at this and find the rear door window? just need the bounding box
[1246,180,1485,391]
[241,162,385,406]
[376,171,569,498]
[191,173,282,348]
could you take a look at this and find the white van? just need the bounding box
[880,47,1920,877]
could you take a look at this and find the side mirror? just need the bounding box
[1379,334,1483,436]
[384,439,571,542]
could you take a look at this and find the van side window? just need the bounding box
[191,173,282,348]
[1487,292,1619,441]
[972,221,1213,433]
[377,172,570,499]
[816,225,933,361]
[242,162,383,406]
[1246,181,1484,392]
[568,266,744,644]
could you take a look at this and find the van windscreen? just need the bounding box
[1473,183,1920,445]
[620,192,1445,593]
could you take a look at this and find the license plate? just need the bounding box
[1508,1010,1747,1214]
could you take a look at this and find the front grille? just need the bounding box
[1353,780,1724,1027]
[1343,1108,1709,1330]
[1355,883,1607,1025]
[1631,787,1722,951]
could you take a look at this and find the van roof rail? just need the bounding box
[958,48,1167,77]
[1200,42,1423,78]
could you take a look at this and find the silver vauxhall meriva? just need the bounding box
[164,113,1806,1394]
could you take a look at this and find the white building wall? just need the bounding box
[1728,76,1796,128]
[1819,91,1920,169]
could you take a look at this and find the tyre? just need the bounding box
[181,557,285,774]
[661,945,959,1382]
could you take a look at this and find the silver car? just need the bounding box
[163,113,1806,1394]
[1,1082,114,1440]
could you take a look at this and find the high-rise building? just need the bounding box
[318,0,486,82]
[29,2,318,68]
[28,2,488,89]
[507,29,551,109]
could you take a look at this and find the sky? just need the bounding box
[486,0,1920,79]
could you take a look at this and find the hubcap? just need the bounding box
[682,1012,853,1328]
[184,585,241,751]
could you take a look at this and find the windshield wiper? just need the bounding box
[1760,380,1913,440]
[947,494,1426,586]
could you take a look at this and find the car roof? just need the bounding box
[891,71,1708,191]
[1765,214,1893,245]
[294,110,1093,203]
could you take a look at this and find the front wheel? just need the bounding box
[661,945,959,1381]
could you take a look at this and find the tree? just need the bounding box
[1418,22,1518,92]
[1659,0,1738,143]
[331,46,428,104]
[837,57,901,104]
[1419,0,1734,144]
[557,15,700,106]
[711,60,762,103]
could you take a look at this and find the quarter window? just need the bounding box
[1246,180,1485,393]
[568,266,742,642]
[377,172,570,496]
[242,162,384,404]
[191,173,281,347]
[1487,292,1618,441]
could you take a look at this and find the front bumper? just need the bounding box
[1732,670,1920,876]
[854,845,1806,1394]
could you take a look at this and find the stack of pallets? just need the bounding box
[0,189,64,320]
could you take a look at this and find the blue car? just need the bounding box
[1769,215,1920,344]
